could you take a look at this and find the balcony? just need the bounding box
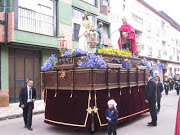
[18,6,54,36]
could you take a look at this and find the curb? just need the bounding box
[0,110,45,121]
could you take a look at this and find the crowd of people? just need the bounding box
[163,73,180,95]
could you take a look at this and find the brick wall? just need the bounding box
[0,12,5,43]
[8,12,14,42]
[59,23,73,49]
[0,12,14,43]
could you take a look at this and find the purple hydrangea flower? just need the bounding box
[41,54,57,71]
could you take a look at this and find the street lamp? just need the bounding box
[87,26,99,48]
[57,33,67,53]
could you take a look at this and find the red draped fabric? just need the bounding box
[175,97,180,135]
[44,86,148,131]
[118,24,137,53]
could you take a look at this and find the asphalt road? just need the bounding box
[0,90,179,135]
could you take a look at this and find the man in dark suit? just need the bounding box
[145,72,157,126]
[155,76,163,113]
[19,79,36,131]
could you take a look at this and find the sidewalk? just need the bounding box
[0,100,45,121]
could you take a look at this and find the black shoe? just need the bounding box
[147,123,157,127]
[147,122,152,125]
[27,127,33,131]
[24,125,27,128]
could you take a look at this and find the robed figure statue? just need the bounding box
[96,22,103,50]
[78,12,91,52]
[118,17,137,54]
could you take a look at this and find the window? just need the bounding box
[72,8,97,41]
[123,4,125,11]
[132,13,143,25]
[173,47,175,56]
[155,19,160,35]
[82,0,96,6]
[162,41,167,56]
[161,20,166,34]
[18,0,55,36]
[73,23,80,41]
[100,0,109,6]
[0,0,5,12]
[146,14,151,32]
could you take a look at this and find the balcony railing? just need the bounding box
[18,6,54,36]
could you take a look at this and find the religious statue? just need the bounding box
[78,12,91,52]
[118,17,137,54]
[96,22,103,50]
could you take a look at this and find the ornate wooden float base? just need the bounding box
[42,67,148,131]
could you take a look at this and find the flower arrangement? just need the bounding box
[98,48,132,57]
[79,53,107,69]
[41,54,57,71]
[62,49,87,57]
[122,58,131,69]
[140,58,152,70]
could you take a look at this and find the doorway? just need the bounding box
[9,48,41,103]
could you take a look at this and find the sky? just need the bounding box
[145,0,180,24]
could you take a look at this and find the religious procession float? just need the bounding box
[40,12,151,132]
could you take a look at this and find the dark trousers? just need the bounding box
[170,84,173,90]
[23,102,33,128]
[156,98,161,112]
[176,88,179,95]
[149,102,157,124]
[165,87,169,95]
[108,123,117,135]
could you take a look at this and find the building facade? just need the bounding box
[110,0,180,81]
[0,0,110,107]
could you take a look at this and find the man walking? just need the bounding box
[19,79,36,131]
[154,76,163,113]
[145,72,157,126]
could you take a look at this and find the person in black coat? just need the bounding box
[155,76,163,113]
[145,72,157,126]
[19,79,36,131]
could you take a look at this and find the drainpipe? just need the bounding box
[4,0,8,44]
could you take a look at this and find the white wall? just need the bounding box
[110,0,180,63]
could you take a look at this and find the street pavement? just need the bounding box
[0,100,44,120]
[0,90,179,135]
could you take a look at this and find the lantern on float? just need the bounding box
[87,26,99,48]
[57,33,67,52]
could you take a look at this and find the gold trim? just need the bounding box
[44,89,47,107]
[97,108,149,127]
[44,91,91,127]
[94,90,149,127]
